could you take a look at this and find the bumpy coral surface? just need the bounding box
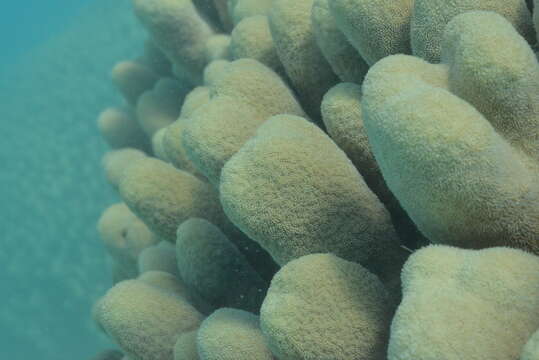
[321,82,389,204]
[220,114,404,283]
[182,96,262,186]
[98,203,158,280]
[261,254,391,360]
[362,11,539,253]
[268,0,338,122]
[94,280,204,360]
[229,15,284,75]
[92,1,539,359]
[330,0,414,65]
[102,148,147,190]
[411,0,536,62]
[197,308,274,360]
[173,330,199,360]
[119,157,227,242]
[176,218,267,312]
[311,0,369,83]
[389,246,539,360]
[132,0,214,84]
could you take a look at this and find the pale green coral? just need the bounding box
[138,241,180,277]
[98,203,159,280]
[176,218,268,312]
[119,157,227,243]
[389,246,539,360]
[261,254,391,360]
[311,0,369,84]
[321,83,389,204]
[93,280,204,360]
[97,108,150,151]
[204,34,231,62]
[229,15,285,76]
[174,330,200,360]
[202,60,231,86]
[161,119,205,177]
[411,0,535,62]
[209,59,305,119]
[135,78,190,137]
[362,11,539,252]
[182,96,263,186]
[102,148,147,190]
[179,87,211,118]
[268,0,338,123]
[330,0,414,65]
[220,115,406,285]
[330,0,535,64]
[132,0,214,84]
[228,0,273,24]
[111,60,159,105]
[197,308,274,360]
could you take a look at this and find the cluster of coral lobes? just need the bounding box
[90,0,539,359]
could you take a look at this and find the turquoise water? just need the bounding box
[0,1,144,358]
[2,1,537,359]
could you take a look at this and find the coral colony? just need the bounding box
[91,0,539,359]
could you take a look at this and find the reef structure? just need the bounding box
[90,0,539,359]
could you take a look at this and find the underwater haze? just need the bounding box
[2,0,539,359]
[0,0,145,358]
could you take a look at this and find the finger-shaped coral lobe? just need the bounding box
[311,0,369,84]
[111,60,159,105]
[197,308,274,360]
[140,39,173,77]
[136,78,191,137]
[321,83,390,205]
[204,35,231,63]
[182,96,264,186]
[161,119,206,178]
[98,203,159,280]
[441,11,539,157]
[412,0,536,62]
[362,12,539,254]
[230,15,285,76]
[228,0,273,25]
[132,0,214,84]
[176,218,268,313]
[97,108,150,151]
[388,246,539,360]
[102,148,147,190]
[138,271,214,315]
[119,157,227,243]
[180,87,211,118]
[268,0,338,123]
[93,280,204,360]
[261,253,392,360]
[138,241,180,277]
[220,115,405,284]
[209,59,305,119]
[173,330,200,360]
[329,0,414,66]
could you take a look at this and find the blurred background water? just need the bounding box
[0,0,144,358]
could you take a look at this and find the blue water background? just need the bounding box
[0,0,145,358]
